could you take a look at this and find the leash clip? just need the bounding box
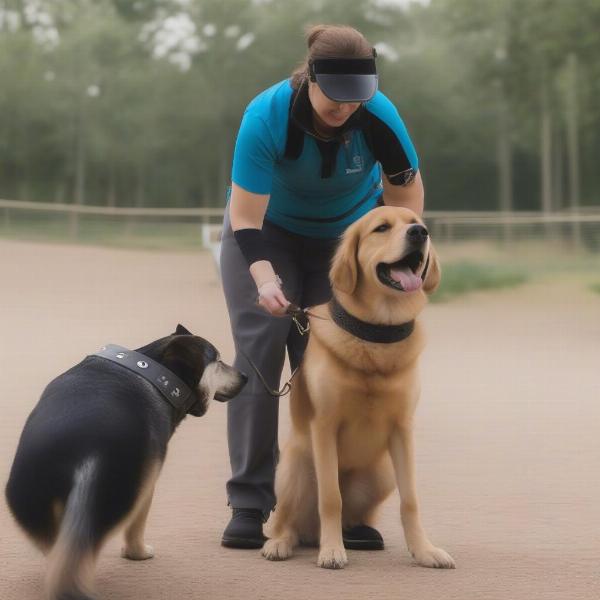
[292,313,310,336]
[287,304,310,336]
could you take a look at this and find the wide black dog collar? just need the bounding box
[91,344,195,418]
[329,296,415,344]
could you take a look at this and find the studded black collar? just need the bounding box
[91,344,195,420]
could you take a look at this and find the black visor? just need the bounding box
[309,58,378,103]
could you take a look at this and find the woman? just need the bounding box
[220,24,424,549]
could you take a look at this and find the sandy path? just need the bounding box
[1,239,599,600]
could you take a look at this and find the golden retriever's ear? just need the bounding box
[330,226,360,295]
[422,244,441,294]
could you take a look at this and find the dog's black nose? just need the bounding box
[407,224,428,245]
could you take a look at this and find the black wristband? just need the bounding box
[233,228,270,266]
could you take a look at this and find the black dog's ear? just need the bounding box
[163,336,205,382]
[175,324,192,335]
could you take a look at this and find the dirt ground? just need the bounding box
[1,239,599,600]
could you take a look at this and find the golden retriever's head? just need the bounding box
[330,207,440,299]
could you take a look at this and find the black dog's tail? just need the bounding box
[46,457,99,600]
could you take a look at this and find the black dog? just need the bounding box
[5,325,246,600]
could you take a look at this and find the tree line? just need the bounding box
[1,0,599,211]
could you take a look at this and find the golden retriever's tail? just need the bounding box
[45,457,99,600]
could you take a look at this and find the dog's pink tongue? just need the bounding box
[390,267,422,291]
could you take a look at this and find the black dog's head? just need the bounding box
[139,324,247,418]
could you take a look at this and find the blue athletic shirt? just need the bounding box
[231,78,418,239]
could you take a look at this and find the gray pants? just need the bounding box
[220,208,338,516]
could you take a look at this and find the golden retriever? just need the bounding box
[262,206,455,570]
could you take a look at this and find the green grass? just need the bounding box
[431,261,529,303]
[590,282,600,295]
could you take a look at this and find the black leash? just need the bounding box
[238,347,299,397]
[238,304,316,397]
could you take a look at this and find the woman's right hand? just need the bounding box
[257,280,290,316]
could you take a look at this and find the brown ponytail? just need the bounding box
[290,24,375,89]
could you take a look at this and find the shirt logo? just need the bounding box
[345,155,363,175]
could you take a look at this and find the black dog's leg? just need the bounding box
[121,482,157,560]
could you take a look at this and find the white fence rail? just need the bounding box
[0,199,224,219]
[1,199,599,251]
[3,199,600,222]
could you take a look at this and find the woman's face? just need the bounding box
[308,81,361,131]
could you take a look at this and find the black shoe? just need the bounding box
[343,525,384,550]
[221,508,267,549]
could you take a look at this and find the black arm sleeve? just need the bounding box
[365,112,418,186]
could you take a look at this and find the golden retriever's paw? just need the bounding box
[262,538,293,561]
[411,544,455,569]
[121,543,155,560]
[317,545,348,569]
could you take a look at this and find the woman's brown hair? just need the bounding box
[290,25,374,89]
